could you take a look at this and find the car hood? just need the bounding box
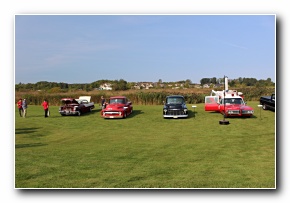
[225,104,253,110]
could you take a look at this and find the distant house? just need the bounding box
[133,84,141,89]
[99,83,112,90]
[145,83,153,89]
[203,84,210,88]
[133,82,154,89]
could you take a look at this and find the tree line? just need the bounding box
[200,77,274,87]
[15,79,129,92]
[15,77,275,92]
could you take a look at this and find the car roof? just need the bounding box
[166,95,184,98]
[61,98,75,101]
[109,96,126,99]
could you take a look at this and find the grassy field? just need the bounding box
[15,102,275,188]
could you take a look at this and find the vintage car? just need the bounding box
[204,94,254,117]
[101,96,133,118]
[260,93,275,111]
[163,95,188,118]
[59,96,95,116]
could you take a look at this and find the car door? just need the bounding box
[204,96,220,111]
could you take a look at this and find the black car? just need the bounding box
[163,95,188,118]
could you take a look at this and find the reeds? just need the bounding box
[15,87,274,106]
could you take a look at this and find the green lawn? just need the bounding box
[15,102,275,188]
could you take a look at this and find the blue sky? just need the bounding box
[15,14,275,84]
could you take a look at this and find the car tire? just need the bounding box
[123,112,127,118]
[262,104,267,110]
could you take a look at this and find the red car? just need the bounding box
[101,96,133,118]
[59,96,95,116]
[205,95,254,117]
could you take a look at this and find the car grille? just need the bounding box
[167,109,186,115]
[242,110,254,114]
[103,111,121,116]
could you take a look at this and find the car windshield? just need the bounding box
[110,98,125,104]
[167,97,184,104]
[221,98,244,105]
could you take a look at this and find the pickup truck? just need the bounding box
[163,95,188,118]
[260,93,275,111]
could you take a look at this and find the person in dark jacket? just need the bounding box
[22,99,28,118]
[101,96,107,109]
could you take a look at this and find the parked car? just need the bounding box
[260,93,275,111]
[205,94,254,117]
[101,96,133,118]
[59,96,95,116]
[163,95,188,118]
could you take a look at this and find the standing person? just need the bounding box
[17,98,23,117]
[101,96,106,109]
[42,99,49,118]
[22,99,28,118]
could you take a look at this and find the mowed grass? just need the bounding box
[15,102,275,188]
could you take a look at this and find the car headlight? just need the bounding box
[164,109,167,113]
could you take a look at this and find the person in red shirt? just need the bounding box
[42,99,49,118]
[17,98,23,117]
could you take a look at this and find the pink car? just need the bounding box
[205,95,254,117]
[101,96,133,119]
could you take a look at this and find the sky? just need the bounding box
[15,14,276,84]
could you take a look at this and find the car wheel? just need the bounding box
[262,104,267,110]
[123,112,127,118]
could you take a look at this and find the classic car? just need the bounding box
[260,93,275,111]
[204,95,254,117]
[101,96,133,118]
[59,96,95,116]
[163,95,188,118]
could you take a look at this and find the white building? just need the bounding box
[99,83,112,90]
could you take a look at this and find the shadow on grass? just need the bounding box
[204,111,257,119]
[46,108,101,118]
[188,110,197,118]
[15,128,41,134]
[128,110,144,118]
[15,143,48,148]
[100,110,144,120]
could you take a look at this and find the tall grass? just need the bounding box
[15,87,275,106]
